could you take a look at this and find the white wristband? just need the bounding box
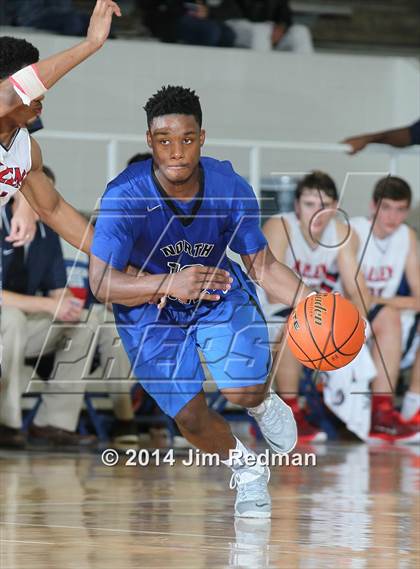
[9,64,47,106]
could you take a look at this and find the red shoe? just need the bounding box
[369,407,420,445]
[294,409,327,443]
[401,410,420,431]
[401,410,420,428]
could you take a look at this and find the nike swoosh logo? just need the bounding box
[3,249,13,255]
[256,503,269,508]
[147,205,161,212]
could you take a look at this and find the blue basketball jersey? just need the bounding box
[91,157,267,311]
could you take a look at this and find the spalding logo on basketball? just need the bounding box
[287,292,365,371]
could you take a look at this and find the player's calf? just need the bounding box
[174,394,272,518]
[174,392,238,456]
[371,306,402,393]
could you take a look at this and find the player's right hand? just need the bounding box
[166,266,233,302]
[52,296,84,322]
[87,0,121,48]
[5,205,38,247]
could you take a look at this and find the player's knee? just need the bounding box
[373,306,401,336]
[223,385,266,408]
[290,25,311,41]
[175,406,209,435]
[2,306,27,332]
[286,25,314,53]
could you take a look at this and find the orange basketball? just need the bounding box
[287,292,365,371]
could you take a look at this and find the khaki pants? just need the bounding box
[0,304,133,431]
[72,304,135,422]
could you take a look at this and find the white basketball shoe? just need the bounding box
[230,464,271,518]
[248,391,298,454]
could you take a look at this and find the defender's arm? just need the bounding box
[21,138,93,254]
[0,0,121,116]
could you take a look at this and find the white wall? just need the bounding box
[7,33,419,255]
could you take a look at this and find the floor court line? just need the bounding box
[0,521,406,551]
[0,540,55,545]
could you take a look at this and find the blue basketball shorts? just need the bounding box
[116,289,272,418]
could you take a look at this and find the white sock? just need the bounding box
[221,437,259,470]
[401,391,420,420]
[248,391,273,416]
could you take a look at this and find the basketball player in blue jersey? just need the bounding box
[90,86,313,519]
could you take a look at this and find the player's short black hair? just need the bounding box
[42,165,55,184]
[295,170,338,201]
[373,176,411,206]
[144,85,202,128]
[0,36,39,80]
[127,152,152,166]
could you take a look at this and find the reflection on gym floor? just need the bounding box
[1,442,419,568]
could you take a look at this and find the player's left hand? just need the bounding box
[5,203,38,246]
[86,0,122,48]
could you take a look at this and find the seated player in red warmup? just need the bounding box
[261,171,370,442]
[351,176,419,443]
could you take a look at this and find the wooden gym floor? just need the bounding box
[1,442,419,569]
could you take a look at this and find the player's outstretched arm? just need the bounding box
[89,257,232,307]
[242,246,311,306]
[20,138,93,254]
[34,0,121,88]
[0,0,121,116]
[342,127,412,155]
